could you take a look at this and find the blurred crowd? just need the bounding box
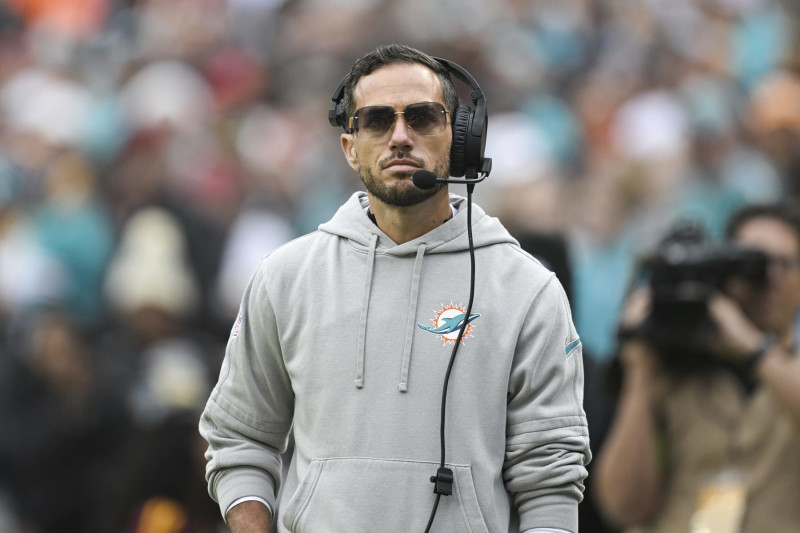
[0,0,799,531]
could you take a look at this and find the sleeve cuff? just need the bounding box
[226,495,273,518]
[214,467,277,521]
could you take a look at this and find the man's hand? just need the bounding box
[227,500,272,533]
[708,293,763,363]
[619,286,651,331]
[617,286,661,376]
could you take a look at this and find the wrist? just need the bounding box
[742,334,777,375]
[620,339,658,372]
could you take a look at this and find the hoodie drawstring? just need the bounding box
[398,244,426,392]
[354,237,426,391]
[355,234,378,389]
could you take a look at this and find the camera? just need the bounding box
[636,221,768,371]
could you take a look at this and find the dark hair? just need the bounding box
[341,44,459,123]
[725,202,800,245]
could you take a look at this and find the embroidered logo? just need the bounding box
[418,303,480,345]
[565,337,581,356]
[231,312,243,338]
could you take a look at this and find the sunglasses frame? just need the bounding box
[348,102,450,139]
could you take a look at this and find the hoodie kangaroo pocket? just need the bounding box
[281,457,489,533]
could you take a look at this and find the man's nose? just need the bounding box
[388,113,414,151]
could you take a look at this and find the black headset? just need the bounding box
[328,57,490,180]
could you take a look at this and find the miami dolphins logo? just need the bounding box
[418,303,480,345]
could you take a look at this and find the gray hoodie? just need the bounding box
[200,192,590,532]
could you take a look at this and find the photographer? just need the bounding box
[593,203,800,533]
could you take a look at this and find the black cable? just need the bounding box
[424,184,478,532]
[423,493,441,532]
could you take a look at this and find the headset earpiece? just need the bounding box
[460,101,487,179]
[449,104,471,178]
[434,57,488,179]
[329,76,349,131]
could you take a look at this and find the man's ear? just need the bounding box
[341,133,359,171]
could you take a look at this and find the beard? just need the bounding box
[358,151,448,207]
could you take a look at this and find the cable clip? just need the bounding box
[430,467,453,496]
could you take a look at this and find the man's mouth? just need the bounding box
[383,159,422,173]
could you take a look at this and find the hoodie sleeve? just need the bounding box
[199,258,294,518]
[504,275,590,533]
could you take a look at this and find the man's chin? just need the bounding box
[367,181,443,207]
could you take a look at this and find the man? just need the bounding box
[200,44,589,533]
[594,203,800,532]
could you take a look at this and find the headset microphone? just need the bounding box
[412,169,489,190]
[411,170,438,190]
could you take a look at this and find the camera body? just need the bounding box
[639,222,767,372]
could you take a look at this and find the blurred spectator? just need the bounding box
[32,149,114,322]
[100,206,219,416]
[213,204,295,321]
[748,70,800,200]
[104,206,201,325]
[0,206,65,321]
[4,0,108,39]
[118,412,225,533]
[594,203,800,532]
[678,71,781,205]
[0,308,130,532]
[119,60,215,134]
[569,169,640,363]
[96,206,223,530]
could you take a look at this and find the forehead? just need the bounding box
[735,216,800,255]
[352,62,443,109]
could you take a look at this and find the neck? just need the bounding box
[367,189,452,244]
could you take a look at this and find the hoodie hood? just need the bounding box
[318,191,518,391]
[319,191,517,254]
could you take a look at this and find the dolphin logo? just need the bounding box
[418,312,481,335]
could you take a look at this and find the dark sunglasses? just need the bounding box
[348,102,449,139]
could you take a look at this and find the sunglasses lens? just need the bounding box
[355,106,396,138]
[353,103,448,138]
[405,103,447,135]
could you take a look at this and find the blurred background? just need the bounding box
[0,0,798,531]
